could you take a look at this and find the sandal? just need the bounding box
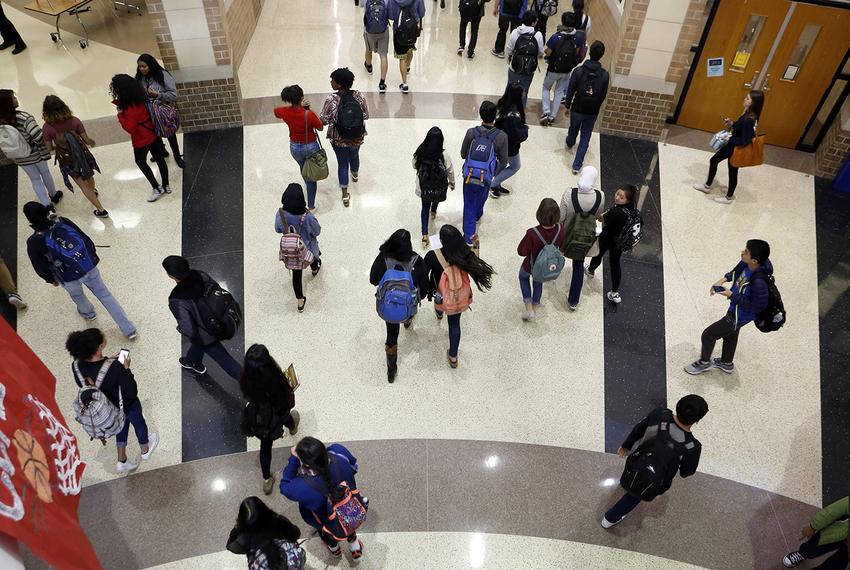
[297,297,307,313]
[421,235,429,248]
[351,171,359,182]
[342,189,350,207]
[447,350,458,368]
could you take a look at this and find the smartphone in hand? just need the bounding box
[712,285,725,293]
[118,349,130,365]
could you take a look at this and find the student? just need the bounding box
[601,394,707,528]
[559,166,604,310]
[110,74,170,202]
[517,198,564,320]
[540,11,585,125]
[0,90,62,208]
[319,68,369,208]
[586,184,637,304]
[0,1,26,54]
[491,82,528,198]
[280,437,365,559]
[413,126,455,248]
[136,53,184,168]
[693,90,765,205]
[24,202,137,338]
[490,0,526,58]
[572,0,591,37]
[276,183,322,312]
[781,497,849,568]
[460,101,509,248]
[239,344,300,495]
[684,239,772,375]
[0,254,26,310]
[457,0,489,59]
[362,0,390,92]
[563,40,608,174]
[162,255,242,380]
[531,0,556,40]
[386,0,425,93]
[505,10,544,108]
[226,496,303,569]
[274,85,325,211]
[369,229,429,383]
[65,328,158,473]
[424,224,494,367]
[41,95,108,218]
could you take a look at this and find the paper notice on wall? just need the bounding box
[732,51,751,69]
[707,57,724,77]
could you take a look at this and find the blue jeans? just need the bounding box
[186,340,242,380]
[420,199,438,236]
[62,267,136,337]
[289,141,321,208]
[435,310,462,357]
[332,144,360,188]
[567,259,585,307]
[541,71,570,120]
[518,267,542,304]
[492,153,521,188]
[462,182,489,244]
[116,398,149,449]
[604,493,641,523]
[507,68,534,109]
[566,110,597,171]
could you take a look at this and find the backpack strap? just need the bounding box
[571,188,583,214]
[94,358,116,388]
[435,249,449,270]
[591,190,602,214]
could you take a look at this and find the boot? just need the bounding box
[385,345,398,383]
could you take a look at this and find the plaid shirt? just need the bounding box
[319,90,369,147]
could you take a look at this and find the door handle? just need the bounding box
[762,74,771,92]
[744,70,759,89]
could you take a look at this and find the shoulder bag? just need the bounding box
[730,121,765,168]
[301,111,329,182]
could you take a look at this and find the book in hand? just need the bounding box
[285,363,299,391]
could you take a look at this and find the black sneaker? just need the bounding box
[364,61,373,74]
[399,83,409,93]
[175,155,185,168]
[179,357,207,375]
[457,46,464,55]
[0,42,13,50]
[50,190,64,204]
[490,185,502,199]
[499,187,511,195]
[467,51,475,59]
[379,80,387,92]
[11,44,27,55]
[93,209,109,218]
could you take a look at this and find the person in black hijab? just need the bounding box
[275,183,322,313]
[226,496,303,569]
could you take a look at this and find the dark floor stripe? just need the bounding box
[0,164,19,329]
[598,135,667,453]
[814,177,850,505]
[180,128,246,462]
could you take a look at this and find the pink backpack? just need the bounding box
[278,211,315,270]
[434,249,472,315]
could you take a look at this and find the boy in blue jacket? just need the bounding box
[685,239,772,375]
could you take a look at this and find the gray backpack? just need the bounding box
[72,358,125,443]
[531,225,566,282]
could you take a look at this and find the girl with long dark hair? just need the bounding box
[110,74,171,202]
[413,126,455,247]
[239,344,300,494]
[424,224,495,367]
[694,90,765,204]
[280,436,365,559]
[226,496,303,568]
[517,198,565,320]
[274,84,324,211]
[491,82,528,198]
[369,229,430,382]
[276,183,322,313]
[136,53,184,168]
[572,0,591,37]
[586,184,638,304]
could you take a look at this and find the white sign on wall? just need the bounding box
[707,57,724,77]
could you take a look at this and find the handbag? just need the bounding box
[301,111,329,182]
[730,122,764,168]
[146,99,180,138]
[709,129,731,152]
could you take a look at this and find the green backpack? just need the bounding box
[562,188,601,260]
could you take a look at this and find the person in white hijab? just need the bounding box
[559,165,604,310]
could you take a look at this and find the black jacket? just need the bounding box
[26,218,99,285]
[622,407,702,486]
[564,59,609,115]
[494,106,529,156]
[729,113,756,148]
[73,358,139,408]
[167,270,217,345]
[226,514,301,564]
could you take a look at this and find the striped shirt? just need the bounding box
[8,111,51,166]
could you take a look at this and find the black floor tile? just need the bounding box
[0,164,18,328]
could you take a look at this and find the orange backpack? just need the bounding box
[434,249,473,315]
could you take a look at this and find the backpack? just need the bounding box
[323,482,369,541]
[434,249,473,315]
[44,220,97,283]
[417,157,449,202]
[549,32,581,74]
[54,131,92,174]
[502,0,522,16]
[0,124,31,160]
[572,68,606,113]
[458,0,481,19]
[462,128,498,187]
[538,0,557,17]
[613,207,643,252]
[561,189,601,260]
[364,0,388,33]
[395,4,419,46]
[511,32,539,76]
[247,539,306,570]
[620,411,683,501]
[334,92,366,140]
[72,359,126,443]
[196,272,243,341]
[241,399,287,440]
[750,272,786,333]
[375,257,420,323]
[279,212,315,270]
[531,226,566,282]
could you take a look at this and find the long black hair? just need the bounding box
[414,126,444,169]
[439,225,494,290]
[748,90,765,120]
[295,436,331,487]
[229,496,300,568]
[497,82,526,125]
[572,0,586,29]
[379,229,416,262]
[110,74,147,110]
[0,89,16,125]
[135,53,169,86]
[239,344,291,406]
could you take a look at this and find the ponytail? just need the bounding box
[573,0,585,29]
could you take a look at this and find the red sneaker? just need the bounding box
[350,539,364,559]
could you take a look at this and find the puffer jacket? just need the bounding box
[725,259,773,327]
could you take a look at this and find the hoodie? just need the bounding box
[116,103,157,148]
[386,0,425,32]
[167,269,217,346]
[564,59,609,115]
[559,166,604,222]
[724,259,774,327]
[279,444,359,525]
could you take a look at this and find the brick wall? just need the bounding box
[146,0,178,70]
[815,117,850,179]
[225,0,265,71]
[614,0,648,76]
[587,0,621,71]
[666,0,708,84]
[203,0,232,66]
[176,78,243,131]
[600,86,674,140]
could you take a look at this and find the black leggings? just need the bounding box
[291,258,321,300]
[257,413,296,479]
[588,241,623,292]
[134,143,169,189]
[707,144,738,198]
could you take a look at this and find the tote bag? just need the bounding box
[301,111,329,182]
[731,122,764,168]
[146,99,181,138]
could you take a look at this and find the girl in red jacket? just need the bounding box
[110,74,170,202]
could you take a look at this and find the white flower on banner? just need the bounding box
[26,395,83,497]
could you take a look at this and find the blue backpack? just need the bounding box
[462,127,498,187]
[44,220,96,283]
[364,0,388,33]
[375,257,420,323]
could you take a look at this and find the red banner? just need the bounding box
[0,318,100,569]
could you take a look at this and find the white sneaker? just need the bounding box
[568,302,578,311]
[7,293,27,309]
[162,185,172,194]
[141,433,158,460]
[601,515,625,528]
[607,292,622,303]
[116,459,139,473]
[521,308,535,321]
[692,182,711,193]
[713,196,734,204]
[147,188,163,202]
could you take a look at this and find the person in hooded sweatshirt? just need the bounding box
[490,82,528,198]
[559,166,604,311]
[540,11,586,126]
[563,40,609,174]
[276,183,322,313]
[684,239,773,376]
[226,496,303,569]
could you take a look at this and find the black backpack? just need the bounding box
[396,4,419,46]
[511,32,539,76]
[620,412,683,501]
[571,68,605,113]
[196,273,242,341]
[549,33,580,74]
[335,92,365,140]
[750,272,786,333]
[614,207,643,252]
[418,157,449,202]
